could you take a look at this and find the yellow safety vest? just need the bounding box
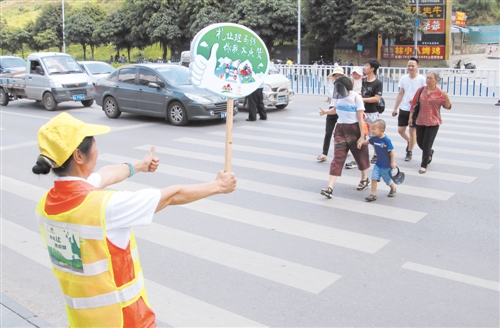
[36,190,151,327]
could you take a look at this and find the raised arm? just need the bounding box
[97,147,159,189]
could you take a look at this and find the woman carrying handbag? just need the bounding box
[408,71,452,174]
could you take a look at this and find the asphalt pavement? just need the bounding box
[1,93,498,327]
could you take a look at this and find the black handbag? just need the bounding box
[412,87,425,122]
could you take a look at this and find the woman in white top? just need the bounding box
[319,76,371,198]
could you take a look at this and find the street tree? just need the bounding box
[303,0,353,63]
[177,0,225,43]
[66,5,106,60]
[225,0,298,51]
[33,29,59,51]
[146,2,182,60]
[8,28,31,58]
[32,3,67,52]
[346,0,415,67]
[98,8,135,61]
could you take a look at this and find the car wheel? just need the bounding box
[43,92,57,111]
[167,101,188,126]
[103,96,121,118]
[276,104,288,109]
[81,99,94,107]
[0,89,9,106]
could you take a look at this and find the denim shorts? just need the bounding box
[371,165,393,186]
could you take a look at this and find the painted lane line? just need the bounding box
[98,154,427,223]
[0,218,266,327]
[402,262,500,292]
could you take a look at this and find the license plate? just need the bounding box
[278,97,286,104]
[220,111,227,119]
[73,94,85,101]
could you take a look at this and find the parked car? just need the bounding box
[78,61,116,84]
[240,62,294,109]
[0,55,27,74]
[95,63,238,126]
[179,51,191,67]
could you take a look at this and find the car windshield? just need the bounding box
[1,57,26,68]
[42,56,84,75]
[156,65,190,85]
[84,62,115,75]
[268,62,280,74]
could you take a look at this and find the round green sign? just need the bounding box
[190,23,270,98]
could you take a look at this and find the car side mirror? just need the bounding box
[148,82,160,89]
[35,66,45,75]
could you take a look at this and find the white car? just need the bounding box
[241,62,294,109]
[78,61,116,84]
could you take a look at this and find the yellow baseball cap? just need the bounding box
[37,113,110,167]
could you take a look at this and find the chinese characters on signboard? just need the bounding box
[382,46,445,59]
[453,11,467,27]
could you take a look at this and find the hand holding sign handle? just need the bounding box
[190,43,221,90]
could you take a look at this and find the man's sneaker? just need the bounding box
[345,160,357,169]
[388,188,397,197]
[370,156,377,164]
[405,151,412,162]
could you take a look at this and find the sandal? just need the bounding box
[321,187,333,199]
[357,179,371,191]
[428,149,434,164]
[419,168,427,174]
[317,154,327,162]
[365,194,377,202]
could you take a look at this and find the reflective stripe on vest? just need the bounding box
[65,272,144,309]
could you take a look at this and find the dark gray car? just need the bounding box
[95,63,238,126]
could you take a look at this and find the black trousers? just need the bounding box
[248,88,267,120]
[416,125,439,168]
[322,114,338,156]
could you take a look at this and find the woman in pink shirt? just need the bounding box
[409,71,452,174]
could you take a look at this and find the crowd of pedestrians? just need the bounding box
[318,58,452,201]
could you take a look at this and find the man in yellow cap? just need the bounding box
[33,112,236,328]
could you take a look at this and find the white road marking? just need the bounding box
[138,145,461,195]
[0,218,266,327]
[99,154,427,223]
[0,141,38,151]
[402,262,500,292]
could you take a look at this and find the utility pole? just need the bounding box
[62,0,66,53]
[297,0,301,64]
[414,0,419,57]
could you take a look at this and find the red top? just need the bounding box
[410,87,450,126]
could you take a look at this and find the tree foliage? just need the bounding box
[303,0,353,62]
[66,5,106,60]
[32,3,66,52]
[453,0,500,26]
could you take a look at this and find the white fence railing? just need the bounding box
[277,65,500,98]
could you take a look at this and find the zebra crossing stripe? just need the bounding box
[402,262,500,292]
[115,179,391,254]
[136,145,459,196]
[98,154,427,223]
[0,176,342,294]
[0,218,266,327]
[209,131,492,169]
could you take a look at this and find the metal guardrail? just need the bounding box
[276,65,500,98]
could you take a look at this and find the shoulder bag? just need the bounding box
[412,87,425,123]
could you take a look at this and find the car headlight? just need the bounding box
[87,77,93,85]
[185,93,212,104]
[263,84,272,92]
[49,79,62,88]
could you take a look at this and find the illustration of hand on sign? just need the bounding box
[189,23,270,99]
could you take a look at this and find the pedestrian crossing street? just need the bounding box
[1,105,499,327]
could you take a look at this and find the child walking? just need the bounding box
[362,119,397,201]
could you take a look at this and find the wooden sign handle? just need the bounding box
[224,98,234,172]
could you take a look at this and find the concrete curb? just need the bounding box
[1,293,56,328]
